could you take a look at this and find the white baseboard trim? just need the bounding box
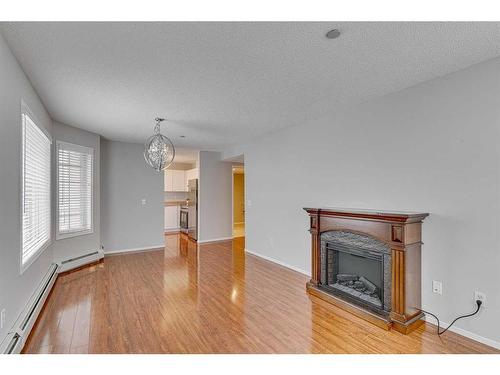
[245,248,311,277]
[422,315,500,350]
[164,228,180,234]
[198,236,234,244]
[104,244,164,256]
[0,263,58,354]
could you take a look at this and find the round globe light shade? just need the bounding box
[143,133,175,172]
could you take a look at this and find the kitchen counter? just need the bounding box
[164,200,187,206]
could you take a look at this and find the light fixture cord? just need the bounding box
[154,117,165,134]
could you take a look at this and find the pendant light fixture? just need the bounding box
[143,117,175,172]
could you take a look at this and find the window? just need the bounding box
[21,111,51,272]
[56,141,93,239]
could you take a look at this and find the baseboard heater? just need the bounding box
[0,263,59,354]
[3,333,22,354]
[58,250,103,273]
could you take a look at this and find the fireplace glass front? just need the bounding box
[326,244,383,309]
[320,231,391,315]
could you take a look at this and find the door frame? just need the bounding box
[231,165,245,237]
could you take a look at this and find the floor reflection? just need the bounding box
[22,234,497,354]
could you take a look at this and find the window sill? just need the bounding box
[56,229,94,240]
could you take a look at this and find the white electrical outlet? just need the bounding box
[0,309,6,329]
[475,291,486,307]
[141,198,146,205]
[432,280,443,295]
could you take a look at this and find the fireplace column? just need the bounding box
[308,211,321,286]
[389,240,424,333]
[391,247,405,322]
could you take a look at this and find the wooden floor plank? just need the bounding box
[22,234,498,354]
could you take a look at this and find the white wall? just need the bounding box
[0,34,54,342]
[238,57,500,345]
[52,121,101,262]
[100,139,164,252]
[198,151,233,242]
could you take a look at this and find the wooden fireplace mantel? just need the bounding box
[303,207,429,223]
[304,207,429,334]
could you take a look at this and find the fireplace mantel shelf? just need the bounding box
[304,207,429,223]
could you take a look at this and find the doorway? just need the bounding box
[232,166,245,238]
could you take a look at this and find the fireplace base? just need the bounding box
[391,312,425,334]
[308,281,426,334]
[307,282,393,330]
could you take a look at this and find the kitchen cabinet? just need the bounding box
[185,168,198,184]
[165,169,187,192]
[185,168,198,190]
[164,205,179,230]
[165,168,198,192]
[164,170,173,191]
[172,170,186,192]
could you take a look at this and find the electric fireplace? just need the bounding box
[304,207,428,334]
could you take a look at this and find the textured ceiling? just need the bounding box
[1,22,500,150]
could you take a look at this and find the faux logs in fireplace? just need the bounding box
[304,207,429,334]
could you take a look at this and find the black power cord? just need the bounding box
[421,300,483,336]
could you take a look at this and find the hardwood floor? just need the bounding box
[23,234,497,354]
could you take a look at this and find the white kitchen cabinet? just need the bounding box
[164,205,179,230]
[185,168,198,190]
[165,169,187,192]
[172,170,186,192]
[164,170,173,191]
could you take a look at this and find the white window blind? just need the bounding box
[21,112,51,271]
[56,141,93,238]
